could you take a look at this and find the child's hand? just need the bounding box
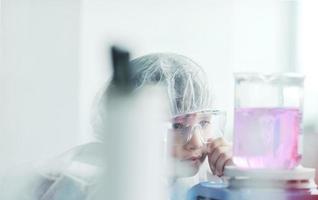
[206,138,234,177]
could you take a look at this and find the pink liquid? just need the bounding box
[233,107,302,169]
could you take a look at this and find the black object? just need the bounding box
[111,46,133,91]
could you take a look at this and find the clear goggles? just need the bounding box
[166,110,226,146]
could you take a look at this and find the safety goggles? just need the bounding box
[166,110,226,146]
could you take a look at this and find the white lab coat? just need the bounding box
[0,142,104,200]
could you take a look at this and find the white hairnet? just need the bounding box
[92,53,214,140]
[130,53,213,117]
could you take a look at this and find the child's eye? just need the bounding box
[172,123,185,130]
[199,120,211,128]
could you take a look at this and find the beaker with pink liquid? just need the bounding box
[233,73,304,169]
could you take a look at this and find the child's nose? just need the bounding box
[185,126,203,150]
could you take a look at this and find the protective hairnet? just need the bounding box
[91,53,214,140]
[130,53,213,117]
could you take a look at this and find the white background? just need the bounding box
[0,0,81,168]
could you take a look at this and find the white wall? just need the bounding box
[0,0,81,169]
[80,0,296,141]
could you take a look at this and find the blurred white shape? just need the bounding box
[92,85,169,200]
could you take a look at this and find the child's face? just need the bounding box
[168,112,214,177]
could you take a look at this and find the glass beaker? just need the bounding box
[233,73,304,169]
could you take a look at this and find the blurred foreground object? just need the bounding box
[91,46,169,200]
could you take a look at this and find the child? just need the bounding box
[123,53,234,199]
[126,53,233,179]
